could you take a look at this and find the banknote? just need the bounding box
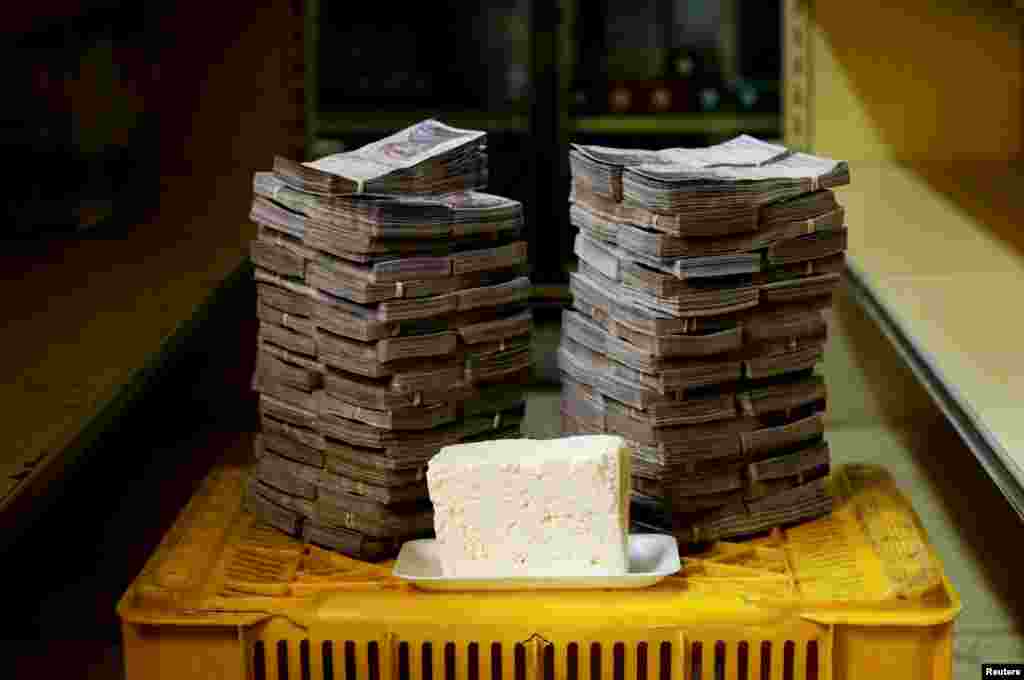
[273,119,487,196]
[570,135,849,236]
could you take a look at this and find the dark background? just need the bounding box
[3,0,781,283]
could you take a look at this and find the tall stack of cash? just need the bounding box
[560,135,850,545]
[246,120,532,561]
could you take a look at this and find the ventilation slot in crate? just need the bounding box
[252,639,383,680]
[687,639,820,680]
[392,641,531,680]
[546,640,676,680]
[251,637,826,680]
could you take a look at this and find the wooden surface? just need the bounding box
[0,1,302,535]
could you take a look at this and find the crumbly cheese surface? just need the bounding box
[426,435,631,577]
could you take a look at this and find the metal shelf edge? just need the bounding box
[844,256,1024,521]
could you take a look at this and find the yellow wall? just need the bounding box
[802,1,1022,162]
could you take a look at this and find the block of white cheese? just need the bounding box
[426,435,631,577]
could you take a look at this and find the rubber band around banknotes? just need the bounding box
[395,281,405,297]
[738,393,754,416]
[806,219,815,234]
[493,413,502,429]
[282,312,291,328]
[789,337,799,351]
[413,391,422,406]
[810,176,819,191]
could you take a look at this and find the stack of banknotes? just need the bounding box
[561,135,850,544]
[246,120,531,560]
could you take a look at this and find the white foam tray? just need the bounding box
[393,534,681,591]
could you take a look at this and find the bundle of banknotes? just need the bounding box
[561,135,850,545]
[245,120,531,560]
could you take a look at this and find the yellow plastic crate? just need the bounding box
[118,461,959,680]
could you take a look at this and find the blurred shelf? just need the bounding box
[314,111,529,137]
[572,112,781,136]
[838,160,1024,519]
[0,188,253,545]
[315,111,781,139]
[0,1,300,546]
